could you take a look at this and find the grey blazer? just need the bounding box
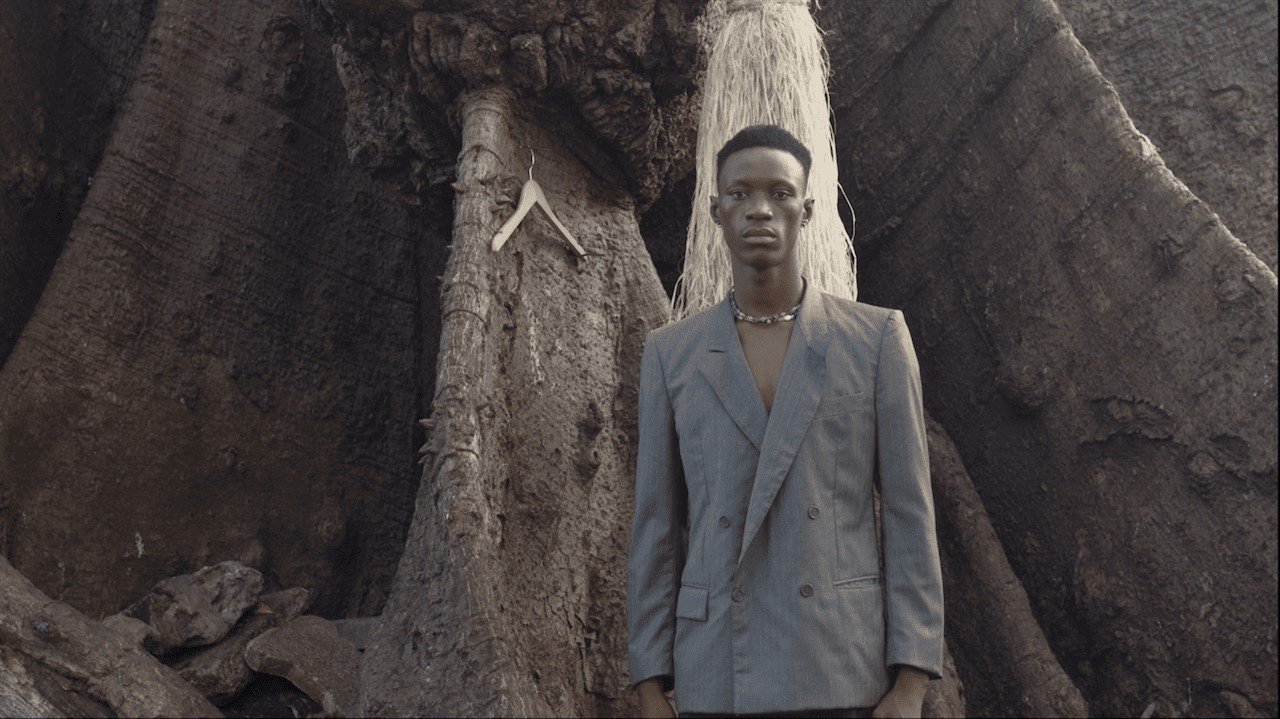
[627,290,944,715]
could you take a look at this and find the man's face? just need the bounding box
[712,146,813,275]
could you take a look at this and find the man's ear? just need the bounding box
[803,197,815,223]
[709,194,722,226]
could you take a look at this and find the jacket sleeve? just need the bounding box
[627,334,688,688]
[875,310,945,678]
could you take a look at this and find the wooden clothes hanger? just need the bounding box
[490,149,587,257]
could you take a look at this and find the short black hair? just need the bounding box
[715,125,813,183]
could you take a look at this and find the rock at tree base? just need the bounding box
[332,616,379,653]
[244,614,359,715]
[101,613,157,649]
[255,587,311,619]
[0,556,220,717]
[171,588,311,706]
[124,560,264,654]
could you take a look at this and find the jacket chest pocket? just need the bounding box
[811,392,875,464]
[813,390,870,419]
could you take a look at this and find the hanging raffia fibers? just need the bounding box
[673,0,856,320]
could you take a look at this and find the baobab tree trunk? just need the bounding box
[1058,0,1279,271]
[321,3,703,711]
[0,0,430,618]
[821,0,1278,715]
[0,0,155,366]
[927,418,1087,717]
[357,88,671,716]
[0,0,60,366]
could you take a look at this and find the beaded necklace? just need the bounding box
[729,278,807,324]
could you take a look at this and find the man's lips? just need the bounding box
[742,227,776,238]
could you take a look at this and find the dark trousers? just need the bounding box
[680,708,872,718]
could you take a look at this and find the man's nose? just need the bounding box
[745,196,772,219]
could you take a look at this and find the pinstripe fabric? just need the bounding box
[627,291,943,715]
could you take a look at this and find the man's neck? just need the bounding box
[731,266,805,318]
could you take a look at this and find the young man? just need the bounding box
[628,125,943,718]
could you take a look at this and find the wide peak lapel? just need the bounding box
[737,291,831,566]
[697,299,767,450]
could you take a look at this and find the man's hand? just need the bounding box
[635,677,676,718]
[872,665,928,719]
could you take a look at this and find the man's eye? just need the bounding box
[730,191,747,200]
[773,191,792,200]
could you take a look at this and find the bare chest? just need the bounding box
[735,322,794,412]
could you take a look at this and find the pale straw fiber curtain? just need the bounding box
[674,0,856,320]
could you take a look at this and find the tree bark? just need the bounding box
[927,416,1088,717]
[0,0,60,368]
[0,556,219,717]
[1057,0,1278,271]
[0,0,155,367]
[0,0,431,618]
[821,0,1277,715]
[358,86,671,717]
[921,642,966,719]
[1,647,113,718]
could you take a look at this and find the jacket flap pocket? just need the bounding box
[675,585,709,621]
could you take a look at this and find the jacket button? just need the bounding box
[732,588,744,602]
[719,515,731,528]
[807,506,820,519]
[799,583,814,597]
